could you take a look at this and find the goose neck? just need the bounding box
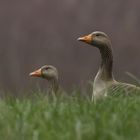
[50,78,59,93]
[97,45,114,81]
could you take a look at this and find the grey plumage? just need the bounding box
[78,31,140,101]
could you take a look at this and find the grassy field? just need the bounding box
[0,91,140,140]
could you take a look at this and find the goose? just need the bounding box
[78,31,140,101]
[29,65,59,93]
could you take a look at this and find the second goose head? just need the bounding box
[29,65,58,81]
[29,65,59,93]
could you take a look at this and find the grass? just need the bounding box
[0,91,140,140]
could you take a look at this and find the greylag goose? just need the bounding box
[30,65,59,93]
[78,31,140,101]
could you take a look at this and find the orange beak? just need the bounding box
[77,34,93,43]
[29,68,42,77]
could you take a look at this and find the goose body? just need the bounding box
[78,31,140,100]
[30,65,59,93]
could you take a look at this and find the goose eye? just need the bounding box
[96,34,100,37]
[45,67,50,70]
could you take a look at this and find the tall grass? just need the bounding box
[0,91,140,140]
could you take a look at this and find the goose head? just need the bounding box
[29,65,58,81]
[78,31,111,48]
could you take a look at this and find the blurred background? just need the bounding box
[0,0,140,93]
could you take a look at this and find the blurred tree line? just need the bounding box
[0,0,140,93]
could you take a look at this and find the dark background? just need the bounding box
[0,0,140,93]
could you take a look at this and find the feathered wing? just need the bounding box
[107,82,140,97]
